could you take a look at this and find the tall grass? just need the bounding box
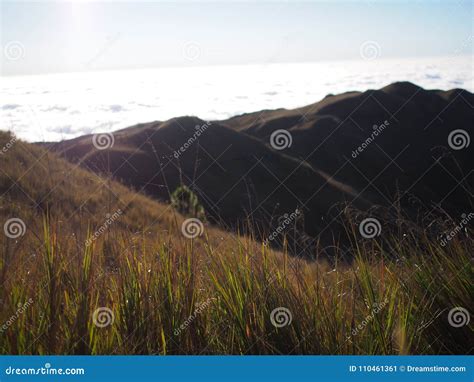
[0,216,471,355]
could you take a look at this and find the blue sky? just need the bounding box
[1,0,472,76]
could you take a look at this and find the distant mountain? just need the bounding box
[44,82,473,253]
[225,82,473,213]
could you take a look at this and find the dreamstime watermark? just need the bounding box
[351,120,390,159]
[270,129,292,150]
[448,129,470,150]
[85,209,123,246]
[359,218,382,239]
[4,41,25,61]
[173,122,211,159]
[181,218,204,239]
[0,298,34,334]
[174,297,215,336]
[359,40,381,60]
[0,135,17,155]
[350,298,388,337]
[182,41,201,61]
[3,218,26,239]
[92,307,114,328]
[440,212,473,247]
[270,307,293,328]
[447,307,470,328]
[92,132,115,150]
[5,364,85,376]
[264,209,300,246]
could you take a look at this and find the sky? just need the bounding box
[1,0,473,76]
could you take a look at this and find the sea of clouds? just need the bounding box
[1,56,472,142]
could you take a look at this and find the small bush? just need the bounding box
[171,185,206,220]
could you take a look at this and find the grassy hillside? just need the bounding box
[0,131,472,355]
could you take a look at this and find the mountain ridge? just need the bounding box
[41,82,473,253]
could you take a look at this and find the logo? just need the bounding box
[359,218,382,239]
[270,307,293,328]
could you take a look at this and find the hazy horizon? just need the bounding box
[2,55,472,142]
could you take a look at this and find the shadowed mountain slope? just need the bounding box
[44,82,473,251]
[224,82,473,215]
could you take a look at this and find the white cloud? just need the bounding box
[1,56,472,142]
